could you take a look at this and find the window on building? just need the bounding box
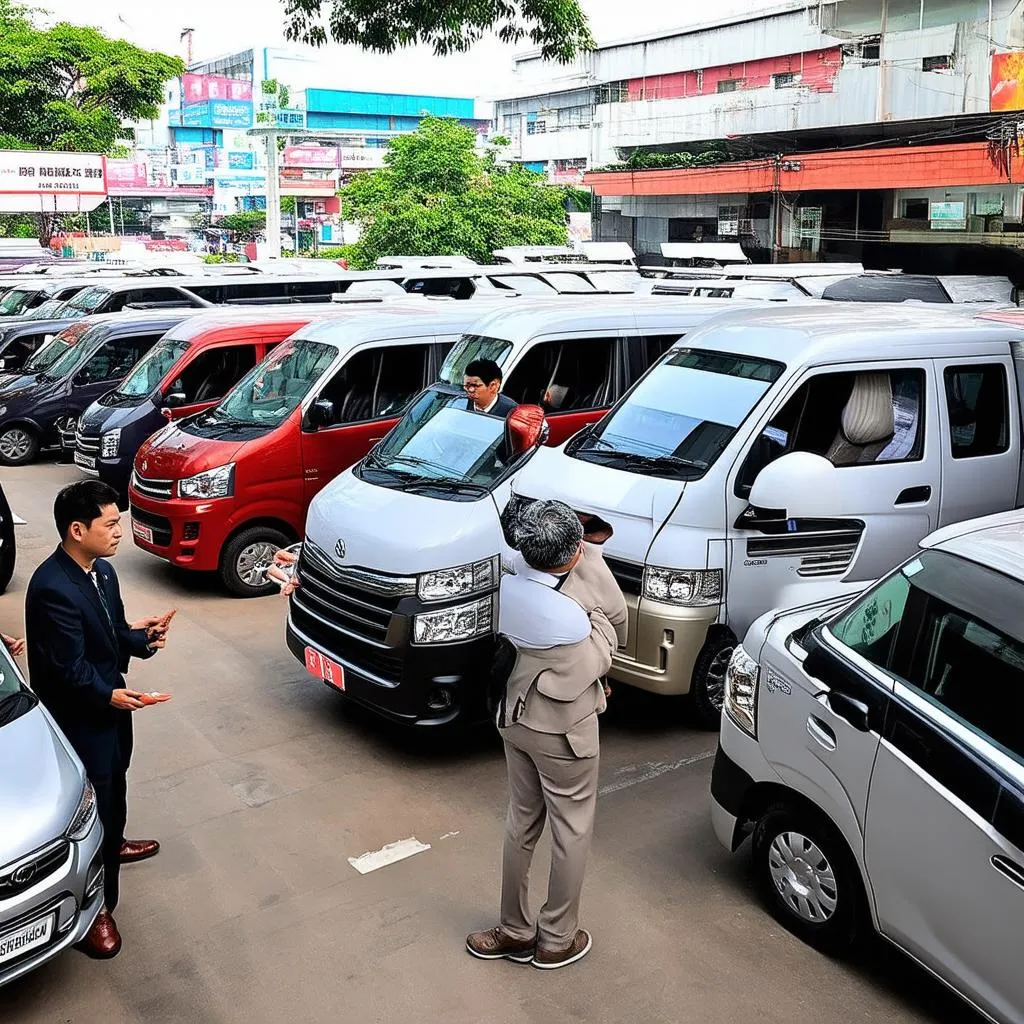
[922,55,952,72]
[842,37,880,65]
[773,72,799,89]
[900,198,930,221]
[717,79,740,94]
[596,81,629,104]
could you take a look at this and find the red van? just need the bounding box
[128,305,493,596]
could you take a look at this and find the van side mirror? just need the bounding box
[308,398,335,429]
[742,452,847,527]
[163,391,187,409]
[505,404,547,455]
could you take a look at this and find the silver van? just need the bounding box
[0,643,104,987]
[711,508,1024,1023]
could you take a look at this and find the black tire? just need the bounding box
[0,425,39,467]
[219,525,290,598]
[751,803,863,955]
[689,633,735,730]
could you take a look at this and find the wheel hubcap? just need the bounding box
[768,830,838,923]
[0,429,32,461]
[237,541,278,587]
[704,645,734,711]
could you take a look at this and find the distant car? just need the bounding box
[0,642,104,988]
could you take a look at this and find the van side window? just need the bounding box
[735,368,925,496]
[172,345,259,404]
[829,571,911,671]
[943,364,1009,458]
[319,344,430,425]
[505,338,617,412]
[125,287,190,307]
[79,333,161,384]
[628,335,681,383]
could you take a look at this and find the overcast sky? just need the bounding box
[37,0,774,98]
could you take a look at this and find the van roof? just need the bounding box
[295,303,492,346]
[922,509,1024,583]
[673,303,1024,365]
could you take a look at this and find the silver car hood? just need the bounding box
[0,705,83,865]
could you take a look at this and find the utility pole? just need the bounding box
[265,132,282,259]
[180,28,195,66]
[771,154,782,263]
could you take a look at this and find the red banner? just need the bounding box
[283,145,341,169]
[182,73,252,104]
[105,159,148,188]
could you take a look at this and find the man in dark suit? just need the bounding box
[464,358,518,418]
[26,480,174,959]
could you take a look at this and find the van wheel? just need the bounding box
[752,803,863,955]
[689,634,735,730]
[0,425,39,466]
[220,526,290,598]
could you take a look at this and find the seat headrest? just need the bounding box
[841,373,894,445]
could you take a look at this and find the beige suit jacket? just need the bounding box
[499,543,628,755]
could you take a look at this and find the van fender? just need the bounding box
[223,497,306,541]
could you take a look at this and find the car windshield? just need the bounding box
[41,323,105,380]
[26,321,92,374]
[0,288,35,316]
[26,298,66,320]
[571,348,785,479]
[0,645,33,728]
[211,337,337,427]
[116,337,189,398]
[65,286,110,314]
[360,385,510,497]
[440,334,514,385]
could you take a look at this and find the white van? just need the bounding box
[511,304,1024,726]
[285,299,754,726]
[713,508,1024,1022]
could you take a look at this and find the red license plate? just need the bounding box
[304,646,344,691]
[132,521,154,544]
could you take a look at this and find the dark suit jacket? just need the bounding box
[26,546,153,772]
[472,393,518,419]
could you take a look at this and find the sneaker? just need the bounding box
[532,929,592,970]
[466,926,536,963]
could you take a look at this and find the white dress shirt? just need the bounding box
[499,553,591,650]
[477,394,499,414]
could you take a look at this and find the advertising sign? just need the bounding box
[930,201,966,229]
[223,150,255,170]
[183,74,253,103]
[284,145,340,168]
[106,160,149,189]
[991,52,1024,111]
[338,147,387,169]
[0,150,107,212]
[172,165,206,185]
[182,100,253,129]
[255,108,306,130]
[280,167,337,195]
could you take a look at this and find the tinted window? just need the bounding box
[440,335,513,385]
[172,345,260,403]
[490,275,556,295]
[822,276,951,303]
[318,344,431,425]
[78,333,162,384]
[504,337,617,412]
[122,287,190,308]
[944,364,1009,459]
[115,337,190,397]
[830,571,911,670]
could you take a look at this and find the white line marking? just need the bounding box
[348,837,431,874]
[598,750,715,797]
[439,831,460,840]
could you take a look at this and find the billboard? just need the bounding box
[181,100,253,129]
[284,145,340,168]
[183,73,252,103]
[0,150,106,212]
[106,159,149,188]
[222,150,255,170]
[338,147,387,169]
[991,52,1024,111]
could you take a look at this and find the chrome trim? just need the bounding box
[131,471,173,501]
[288,615,396,688]
[290,591,391,650]
[303,540,416,596]
[0,837,68,878]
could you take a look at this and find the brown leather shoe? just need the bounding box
[466,926,536,963]
[533,929,592,970]
[119,839,159,863]
[76,911,122,960]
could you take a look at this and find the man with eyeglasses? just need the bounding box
[463,358,517,418]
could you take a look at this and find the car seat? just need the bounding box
[826,373,895,466]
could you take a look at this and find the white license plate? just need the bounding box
[74,452,96,470]
[132,521,154,544]
[0,913,54,965]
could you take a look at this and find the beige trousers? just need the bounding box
[498,721,600,949]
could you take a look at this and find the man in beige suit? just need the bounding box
[467,500,627,970]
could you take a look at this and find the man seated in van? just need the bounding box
[463,359,517,418]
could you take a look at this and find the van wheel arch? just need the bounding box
[689,626,737,730]
[219,519,299,598]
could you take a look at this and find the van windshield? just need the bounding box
[29,321,93,376]
[0,288,35,316]
[41,323,105,380]
[65,286,109,316]
[0,645,34,729]
[116,338,190,398]
[440,335,513,384]
[25,298,67,320]
[571,348,784,479]
[210,337,337,427]
[359,385,508,499]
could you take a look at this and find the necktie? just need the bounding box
[90,571,113,628]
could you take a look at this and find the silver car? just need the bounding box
[0,642,103,987]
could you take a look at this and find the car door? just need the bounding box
[163,342,261,420]
[934,357,1018,526]
[862,559,1024,1022]
[502,333,627,446]
[725,360,941,642]
[71,332,164,413]
[300,340,432,503]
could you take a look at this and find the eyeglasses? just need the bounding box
[463,381,486,392]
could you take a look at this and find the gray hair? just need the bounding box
[515,500,583,572]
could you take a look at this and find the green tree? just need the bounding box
[216,211,268,241]
[282,0,592,62]
[339,117,571,268]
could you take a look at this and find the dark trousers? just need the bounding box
[85,715,134,912]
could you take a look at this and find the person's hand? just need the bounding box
[133,609,176,641]
[1,634,24,658]
[603,681,612,699]
[269,549,301,597]
[110,688,146,711]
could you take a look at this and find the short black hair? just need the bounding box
[54,480,120,539]
[464,359,502,384]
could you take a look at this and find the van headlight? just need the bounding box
[101,428,121,457]
[642,567,722,606]
[724,645,759,738]
[66,782,97,841]
[179,463,234,499]
[413,596,493,644]
[418,557,498,602]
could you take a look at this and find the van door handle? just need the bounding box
[992,855,1024,892]
[807,715,837,751]
[895,485,931,505]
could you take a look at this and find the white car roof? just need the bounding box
[922,509,1024,583]
[661,242,748,264]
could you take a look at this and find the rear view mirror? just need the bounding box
[163,391,187,409]
[505,404,547,455]
[308,398,335,429]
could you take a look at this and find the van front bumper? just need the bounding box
[128,489,235,573]
[710,743,756,852]
[610,593,719,696]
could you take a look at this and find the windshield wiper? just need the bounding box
[583,442,706,476]
[0,687,36,725]
[396,474,489,496]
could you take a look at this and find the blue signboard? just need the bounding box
[227,150,255,170]
[255,107,306,130]
[182,100,254,130]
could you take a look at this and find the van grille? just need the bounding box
[0,839,70,900]
[75,430,100,456]
[604,556,643,596]
[131,472,173,501]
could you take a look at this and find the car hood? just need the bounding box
[305,468,503,574]
[0,704,83,863]
[512,445,683,561]
[81,396,153,435]
[135,422,247,479]
[0,372,44,401]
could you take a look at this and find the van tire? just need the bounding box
[689,634,734,730]
[220,526,290,598]
[0,425,39,467]
[752,803,863,956]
